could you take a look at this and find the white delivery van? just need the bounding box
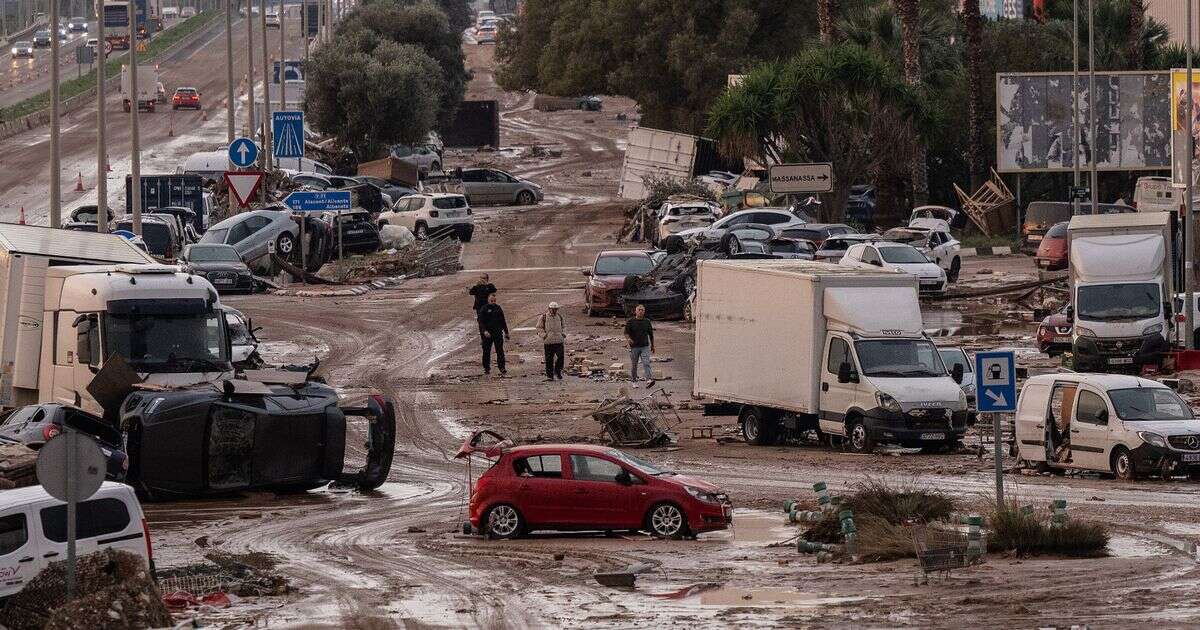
[1015,373,1200,480]
[694,260,968,453]
[0,482,152,599]
[1133,176,1178,213]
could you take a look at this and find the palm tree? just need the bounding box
[963,0,984,191]
[1127,0,1145,69]
[896,0,928,205]
[818,0,841,44]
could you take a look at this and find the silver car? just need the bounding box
[200,209,302,267]
[390,144,442,174]
[459,167,543,206]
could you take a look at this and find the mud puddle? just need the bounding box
[1107,534,1172,558]
[693,586,864,608]
[726,509,797,546]
[923,308,1030,338]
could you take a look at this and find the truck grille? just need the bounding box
[1168,435,1200,451]
[1095,337,1143,354]
[905,409,949,428]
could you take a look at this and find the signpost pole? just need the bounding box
[993,413,1003,506]
[129,0,142,236]
[976,351,1016,509]
[1071,0,1080,217]
[49,0,62,228]
[1087,0,1098,215]
[1187,0,1196,351]
[300,216,306,284]
[96,0,108,234]
[65,428,76,599]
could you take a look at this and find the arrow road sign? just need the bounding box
[975,350,1017,413]
[284,190,352,212]
[272,110,305,159]
[768,162,834,194]
[229,137,259,168]
[225,171,265,208]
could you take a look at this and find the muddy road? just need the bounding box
[141,44,1200,628]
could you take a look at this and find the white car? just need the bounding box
[264,9,279,26]
[880,227,962,282]
[378,193,474,241]
[840,241,947,294]
[180,6,197,17]
[390,144,442,174]
[695,170,740,188]
[678,208,807,246]
[657,200,719,244]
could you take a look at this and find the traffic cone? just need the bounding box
[18,207,25,225]
[74,171,84,192]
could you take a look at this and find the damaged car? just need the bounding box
[584,250,656,316]
[880,226,962,283]
[0,404,128,480]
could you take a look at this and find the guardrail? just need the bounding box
[1,20,48,47]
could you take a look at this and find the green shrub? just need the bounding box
[987,502,1109,557]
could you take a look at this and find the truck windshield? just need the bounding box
[1077,283,1161,321]
[855,339,946,378]
[105,312,229,371]
[1109,388,1194,421]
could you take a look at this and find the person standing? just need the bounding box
[469,273,496,313]
[477,293,509,375]
[536,301,566,381]
[624,304,655,387]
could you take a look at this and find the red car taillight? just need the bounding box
[42,424,61,441]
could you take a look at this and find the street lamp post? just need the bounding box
[1072,0,1080,217]
[49,0,62,227]
[245,0,255,140]
[1088,0,1098,216]
[277,0,284,111]
[129,0,142,235]
[1187,1,1196,350]
[224,0,233,145]
[96,0,107,233]
[259,0,270,172]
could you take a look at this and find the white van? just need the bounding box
[1015,373,1200,480]
[1133,176,1178,213]
[182,151,332,182]
[0,482,152,598]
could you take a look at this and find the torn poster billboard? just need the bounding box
[1170,69,1200,188]
[996,71,1170,173]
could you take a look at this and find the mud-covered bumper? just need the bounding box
[1073,334,1168,370]
[1130,443,1200,474]
[687,498,733,534]
[862,407,969,447]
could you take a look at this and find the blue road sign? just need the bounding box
[284,190,352,212]
[975,350,1017,413]
[112,229,136,240]
[272,111,305,159]
[229,137,259,168]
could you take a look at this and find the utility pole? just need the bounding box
[259,0,271,172]
[1072,0,1080,218]
[49,0,62,227]
[277,0,284,111]
[1088,0,1098,215]
[224,0,233,144]
[129,0,142,235]
[316,0,322,44]
[300,0,306,63]
[1187,0,1196,350]
[96,0,108,233]
[245,0,255,140]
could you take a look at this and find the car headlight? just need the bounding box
[1138,431,1167,448]
[876,392,902,413]
[1143,323,1164,336]
[684,486,719,504]
[1075,326,1096,337]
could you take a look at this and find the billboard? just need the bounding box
[1170,69,1200,187]
[996,71,1170,173]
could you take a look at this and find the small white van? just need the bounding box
[1015,373,1200,480]
[1133,176,1178,213]
[0,482,152,598]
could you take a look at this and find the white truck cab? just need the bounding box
[1015,373,1200,480]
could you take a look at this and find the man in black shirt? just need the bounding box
[469,273,496,313]
[477,293,509,375]
[623,303,655,386]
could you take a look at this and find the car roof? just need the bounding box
[598,250,650,257]
[0,481,134,509]
[1024,373,1166,390]
[505,444,616,457]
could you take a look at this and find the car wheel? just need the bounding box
[740,406,774,446]
[431,162,441,173]
[485,503,524,539]
[847,416,876,454]
[727,236,740,255]
[1111,447,1136,481]
[275,233,297,261]
[414,223,429,240]
[172,104,178,110]
[517,190,535,206]
[646,502,688,539]
[460,230,473,243]
[948,257,961,283]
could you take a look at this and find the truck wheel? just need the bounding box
[1111,447,1137,480]
[846,417,876,453]
[740,406,774,446]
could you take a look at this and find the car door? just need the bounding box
[819,335,860,436]
[566,454,636,527]
[511,454,567,525]
[854,245,883,269]
[1071,388,1113,471]
[459,170,485,204]
[38,495,137,564]
[487,170,515,204]
[230,215,274,260]
[1046,382,1079,467]
[0,507,39,596]
[1014,381,1052,462]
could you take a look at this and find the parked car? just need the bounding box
[778,223,855,249]
[460,168,543,206]
[114,215,183,261]
[880,227,963,282]
[1173,293,1200,344]
[937,347,976,415]
[679,208,807,247]
[1015,373,1200,480]
[223,305,263,369]
[765,236,816,259]
[321,209,382,255]
[713,223,778,255]
[149,206,200,243]
[10,41,34,58]
[378,193,474,241]
[844,184,876,227]
[0,404,127,479]
[584,250,657,316]
[467,442,731,539]
[31,31,52,47]
[1034,221,1069,270]
[1023,202,1074,251]
[813,233,880,263]
[179,243,254,293]
[0,483,151,598]
[67,16,88,31]
[840,241,947,294]
[352,175,418,205]
[264,9,278,26]
[200,208,327,271]
[171,86,201,109]
[390,144,441,174]
[656,199,719,245]
[475,25,497,43]
[1036,306,1073,356]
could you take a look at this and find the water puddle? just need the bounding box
[1107,534,1172,558]
[695,587,864,608]
[923,308,1031,338]
[726,509,797,546]
[1158,521,1200,536]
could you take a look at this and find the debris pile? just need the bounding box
[590,394,679,448]
[0,442,37,489]
[322,236,463,283]
[157,551,292,604]
[0,549,172,630]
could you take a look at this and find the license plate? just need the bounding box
[1183,453,1200,463]
[920,280,939,285]
[920,433,946,441]
[1108,357,1134,365]
[1028,235,1043,242]
[443,211,461,218]
[348,229,365,235]
[213,278,233,285]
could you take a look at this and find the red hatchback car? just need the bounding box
[469,444,732,539]
[583,250,655,316]
[172,86,201,110]
[1034,221,1069,270]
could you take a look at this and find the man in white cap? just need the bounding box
[536,301,566,381]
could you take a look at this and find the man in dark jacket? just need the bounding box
[469,273,497,313]
[477,292,509,375]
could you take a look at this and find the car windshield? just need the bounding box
[203,228,229,244]
[937,349,971,373]
[105,311,229,369]
[669,206,713,217]
[1045,222,1069,238]
[1109,388,1194,421]
[730,227,773,241]
[606,449,672,476]
[879,245,929,264]
[1077,283,1161,321]
[855,339,946,377]
[188,246,240,262]
[594,254,652,276]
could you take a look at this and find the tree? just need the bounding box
[306,39,444,160]
[1128,0,1145,69]
[896,0,927,205]
[963,0,984,191]
[818,0,840,44]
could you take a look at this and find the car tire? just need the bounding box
[948,257,961,283]
[846,416,876,454]
[517,190,535,206]
[646,502,689,539]
[414,223,429,240]
[485,503,524,539]
[460,230,473,243]
[740,406,774,446]
[727,236,741,255]
[1111,447,1136,481]
[275,233,298,262]
[431,162,441,173]
[172,104,178,110]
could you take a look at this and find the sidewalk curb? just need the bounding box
[270,274,407,297]
[960,246,1013,257]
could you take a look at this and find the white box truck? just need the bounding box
[1067,212,1174,372]
[617,127,723,200]
[121,64,158,112]
[693,260,969,453]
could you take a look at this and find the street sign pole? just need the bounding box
[975,350,1017,508]
[65,429,76,599]
[993,413,1003,506]
[129,0,143,236]
[50,0,61,228]
[35,430,106,602]
[97,0,108,234]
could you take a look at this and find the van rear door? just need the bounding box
[35,493,147,567]
[0,506,39,597]
[1015,382,1052,462]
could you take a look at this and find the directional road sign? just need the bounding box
[284,190,352,212]
[228,137,259,168]
[225,171,265,207]
[272,110,305,159]
[975,350,1017,413]
[769,162,834,194]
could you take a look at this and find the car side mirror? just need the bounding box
[616,470,633,486]
[837,361,856,384]
[952,363,964,384]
